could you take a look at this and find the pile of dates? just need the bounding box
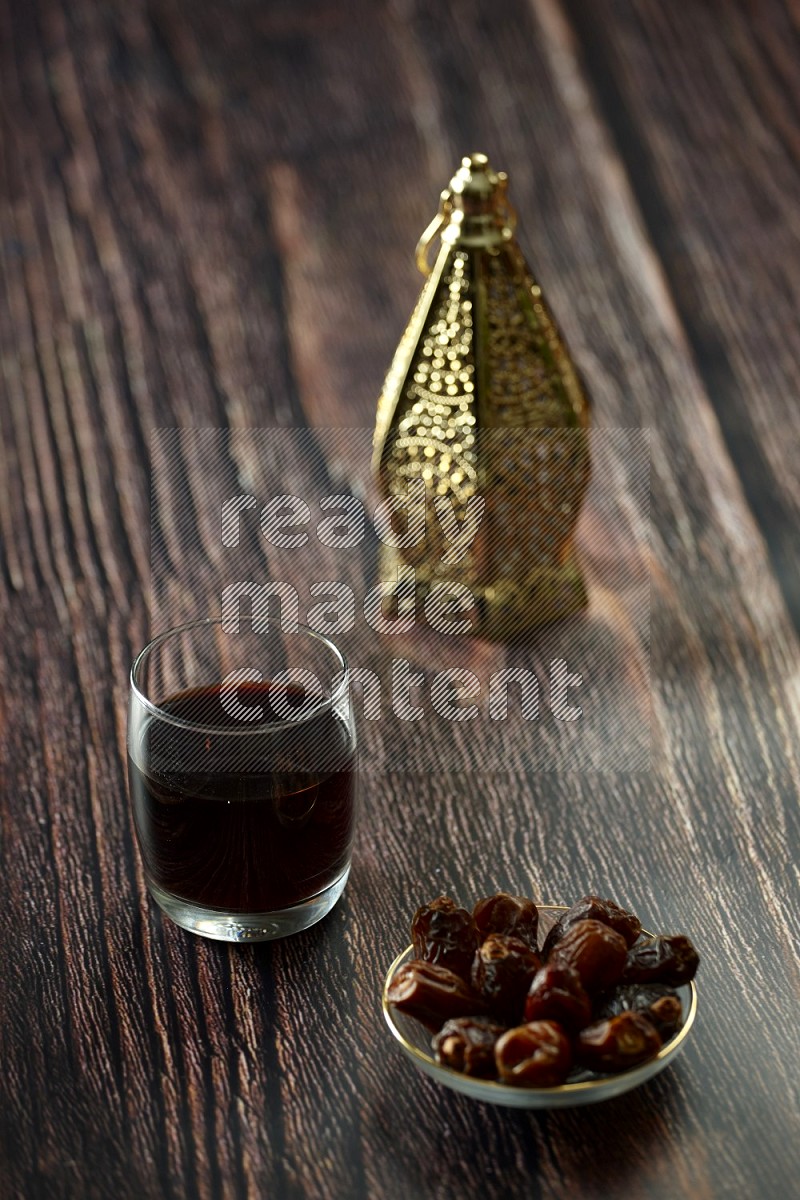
[387,892,700,1087]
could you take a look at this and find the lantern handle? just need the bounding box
[415,189,452,277]
[496,174,518,237]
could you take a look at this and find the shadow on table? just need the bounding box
[362,1056,692,1199]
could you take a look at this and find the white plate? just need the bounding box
[382,904,697,1109]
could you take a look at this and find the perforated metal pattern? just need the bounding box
[373,162,591,635]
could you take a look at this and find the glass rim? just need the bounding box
[129,616,350,736]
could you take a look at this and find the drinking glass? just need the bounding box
[127,617,357,941]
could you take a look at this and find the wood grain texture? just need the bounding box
[0,1,798,1198]
[560,0,800,628]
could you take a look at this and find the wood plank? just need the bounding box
[0,0,797,1197]
[560,0,800,627]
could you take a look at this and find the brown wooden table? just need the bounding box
[2,1,799,1197]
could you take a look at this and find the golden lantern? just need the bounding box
[372,154,591,638]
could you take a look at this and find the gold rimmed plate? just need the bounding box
[382,904,698,1109]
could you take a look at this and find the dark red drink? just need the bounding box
[128,682,357,913]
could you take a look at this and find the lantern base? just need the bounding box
[378,548,588,640]
[475,556,588,639]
